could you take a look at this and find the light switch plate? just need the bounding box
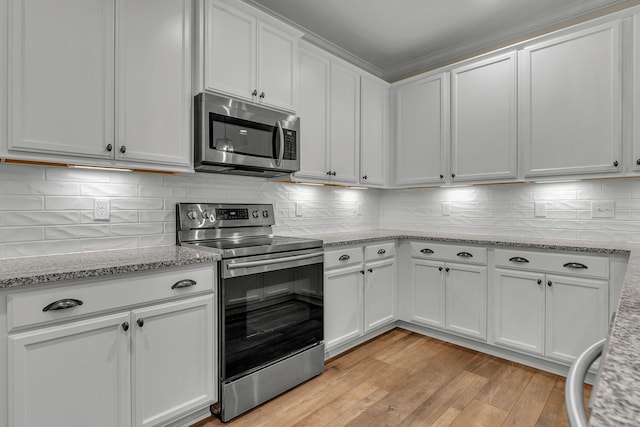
[534,202,546,217]
[442,203,451,216]
[295,202,303,217]
[592,201,614,218]
[94,198,110,221]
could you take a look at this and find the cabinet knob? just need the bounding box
[260,92,266,99]
[332,171,337,176]
[451,173,456,178]
[137,318,144,327]
[445,267,450,272]
[360,270,365,275]
[120,145,126,154]
[547,280,552,287]
[327,171,332,175]
[122,322,129,331]
[439,174,444,180]
[613,160,619,167]
[367,268,373,273]
[106,144,113,152]
[362,175,368,180]
[537,279,542,285]
[252,89,258,96]
[438,266,443,271]
[637,158,640,166]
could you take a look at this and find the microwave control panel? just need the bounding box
[283,130,297,160]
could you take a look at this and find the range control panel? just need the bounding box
[177,203,275,230]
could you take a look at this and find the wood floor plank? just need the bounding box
[191,329,589,427]
[450,399,509,427]
[501,371,556,427]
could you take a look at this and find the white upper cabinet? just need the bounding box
[451,51,517,182]
[116,0,191,167]
[203,0,300,112]
[395,72,448,186]
[6,0,192,169]
[295,43,361,184]
[8,0,115,158]
[519,21,622,178]
[360,75,389,186]
[329,61,361,184]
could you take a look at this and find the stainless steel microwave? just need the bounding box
[194,93,300,177]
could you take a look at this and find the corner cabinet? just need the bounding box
[203,0,301,112]
[295,42,361,184]
[359,76,389,187]
[394,72,448,186]
[6,0,192,170]
[6,266,216,427]
[519,21,622,178]
[450,51,517,183]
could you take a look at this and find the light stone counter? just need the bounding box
[286,229,638,426]
[0,246,220,289]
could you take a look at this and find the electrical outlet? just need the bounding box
[295,202,303,217]
[442,203,451,216]
[534,202,547,217]
[357,203,363,216]
[592,201,614,218]
[94,198,110,221]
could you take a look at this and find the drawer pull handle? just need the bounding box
[377,249,386,255]
[42,298,83,312]
[457,252,473,258]
[171,279,197,289]
[509,257,529,263]
[420,248,434,254]
[563,262,588,269]
[338,255,350,261]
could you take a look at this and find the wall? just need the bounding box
[0,163,379,259]
[380,178,640,242]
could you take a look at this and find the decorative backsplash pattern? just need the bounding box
[3,163,640,259]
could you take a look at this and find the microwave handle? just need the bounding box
[276,121,285,167]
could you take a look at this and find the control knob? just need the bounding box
[202,211,215,222]
[187,210,198,220]
[262,210,269,218]
[252,210,259,218]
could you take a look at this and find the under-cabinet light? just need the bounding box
[533,179,581,184]
[67,164,133,172]
[346,186,369,190]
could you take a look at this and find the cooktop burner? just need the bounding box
[176,203,323,258]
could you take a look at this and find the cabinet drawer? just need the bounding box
[494,249,608,279]
[364,242,395,262]
[410,241,487,265]
[7,266,215,331]
[324,247,363,269]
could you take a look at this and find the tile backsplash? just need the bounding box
[0,164,379,259]
[4,163,640,259]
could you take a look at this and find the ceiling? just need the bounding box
[245,0,632,81]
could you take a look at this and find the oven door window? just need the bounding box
[222,262,323,381]
[210,113,276,159]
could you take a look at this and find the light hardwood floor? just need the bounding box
[193,329,590,427]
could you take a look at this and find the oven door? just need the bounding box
[220,249,324,382]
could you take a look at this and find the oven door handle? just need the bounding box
[227,252,321,270]
[276,121,285,167]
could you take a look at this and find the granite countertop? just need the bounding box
[0,246,220,289]
[283,229,639,426]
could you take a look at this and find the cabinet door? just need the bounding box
[296,46,330,180]
[451,52,517,182]
[257,22,297,112]
[8,0,115,158]
[116,0,191,166]
[395,73,448,186]
[204,0,255,101]
[520,22,622,177]
[445,263,487,341]
[364,258,396,332]
[131,295,214,427]
[360,75,388,186]
[409,259,445,328]
[493,269,545,355]
[545,274,608,364]
[329,62,361,183]
[633,15,640,171]
[324,265,364,350]
[9,312,131,427]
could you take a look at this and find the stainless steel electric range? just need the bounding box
[176,203,324,422]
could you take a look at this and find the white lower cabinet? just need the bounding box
[324,242,397,353]
[409,259,445,328]
[445,263,487,340]
[132,296,214,427]
[9,313,132,427]
[493,250,609,364]
[6,267,216,427]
